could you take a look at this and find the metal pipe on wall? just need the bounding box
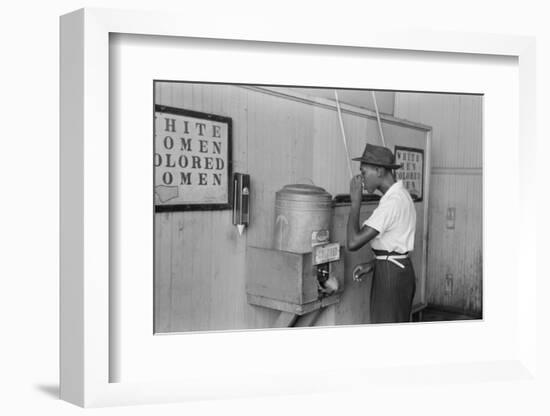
[334,91,354,179]
[371,91,386,147]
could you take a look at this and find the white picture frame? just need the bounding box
[60,8,538,408]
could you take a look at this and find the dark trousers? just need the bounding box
[370,257,416,323]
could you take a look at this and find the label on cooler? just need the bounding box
[313,242,340,265]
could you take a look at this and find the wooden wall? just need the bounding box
[395,93,483,316]
[154,83,280,332]
[154,83,430,332]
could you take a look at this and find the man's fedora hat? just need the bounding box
[352,143,403,170]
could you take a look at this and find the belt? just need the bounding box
[375,254,408,269]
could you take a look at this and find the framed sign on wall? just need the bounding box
[394,145,424,202]
[154,104,232,211]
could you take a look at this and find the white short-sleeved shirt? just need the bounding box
[363,181,416,253]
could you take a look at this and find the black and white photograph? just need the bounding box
[153,82,483,332]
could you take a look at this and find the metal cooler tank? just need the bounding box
[273,183,333,253]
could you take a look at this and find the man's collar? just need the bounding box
[380,180,403,202]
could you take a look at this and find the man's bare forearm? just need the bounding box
[347,200,380,251]
[347,200,362,251]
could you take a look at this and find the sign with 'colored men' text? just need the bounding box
[394,145,424,202]
[154,106,232,211]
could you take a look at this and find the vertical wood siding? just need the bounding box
[395,93,482,315]
[155,83,429,331]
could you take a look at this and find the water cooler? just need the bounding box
[246,183,344,325]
